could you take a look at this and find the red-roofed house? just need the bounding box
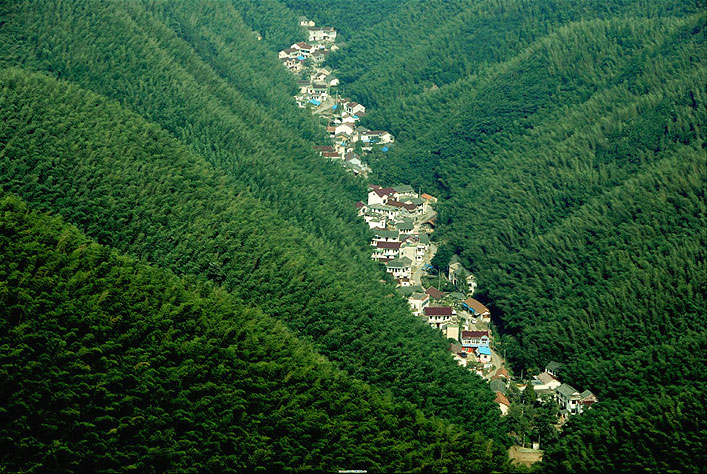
[313,145,335,152]
[461,330,490,348]
[494,392,511,416]
[323,151,341,160]
[423,306,454,329]
[367,186,397,205]
[291,42,313,54]
[372,240,401,261]
[425,286,446,300]
[463,298,491,321]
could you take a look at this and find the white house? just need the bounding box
[363,130,393,144]
[408,292,429,316]
[460,330,490,350]
[365,214,386,229]
[423,306,454,329]
[344,101,366,116]
[477,346,492,366]
[291,42,313,55]
[308,26,337,43]
[556,383,583,415]
[386,257,412,279]
[367,185,396,205]
[299,17,315,27]
[372,240,401,261]
[334,122,354,137]
[534,371,562,391]
[494,392,511,416]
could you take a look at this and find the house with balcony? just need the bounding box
[372,240,401,261]
[423,306,454,329]
[386,257,412,279]
[308,26,337,43]
[408,292,429,316]
[367,185,397,205]
[556,383,583,415]
[460,330,490,351]
[395,218,414,235]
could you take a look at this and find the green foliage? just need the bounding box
[542,388,707,473]
[0,194,511,472]
[0,62,503,449]
[315,0,707,471]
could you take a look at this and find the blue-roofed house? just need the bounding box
[477,345,492,365]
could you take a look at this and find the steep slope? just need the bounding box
[0,193,508,472]
[0,67,503,442]
[0,0,364,249]
[288,0,707,471]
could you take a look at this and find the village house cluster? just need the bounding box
[358,185,500,374]
[489,362,599,422]
[294,16,597,435]
[357,183,436,280]
[357,183,437,282]
[277,18,396,176]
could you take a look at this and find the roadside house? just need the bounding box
[423,306,454,329]
[386,257,412,279]
[462,297,490,321]
[461,330,490,349]
[477,346,492,365]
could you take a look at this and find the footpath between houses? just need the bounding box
[276,17,598,445]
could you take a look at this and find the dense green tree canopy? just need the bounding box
[271,0,707,471]
[0,194,509,472]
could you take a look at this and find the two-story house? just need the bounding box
[367,184,396,205]
[308,26,337,43]
[408,292,429,316]
[344,101,366,116]
[395,218,414,235]
[423,306,454,329]
[460,330,490,351]
[556,383,583,415]
[372,240,401,261]
[477,346,492,365]
[291,42,313,55]
[386,257,412,279]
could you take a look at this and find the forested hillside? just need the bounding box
[284,0,707,471]
[2,0,705,471]
[0,194,508,472]
[0,0,511,462]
